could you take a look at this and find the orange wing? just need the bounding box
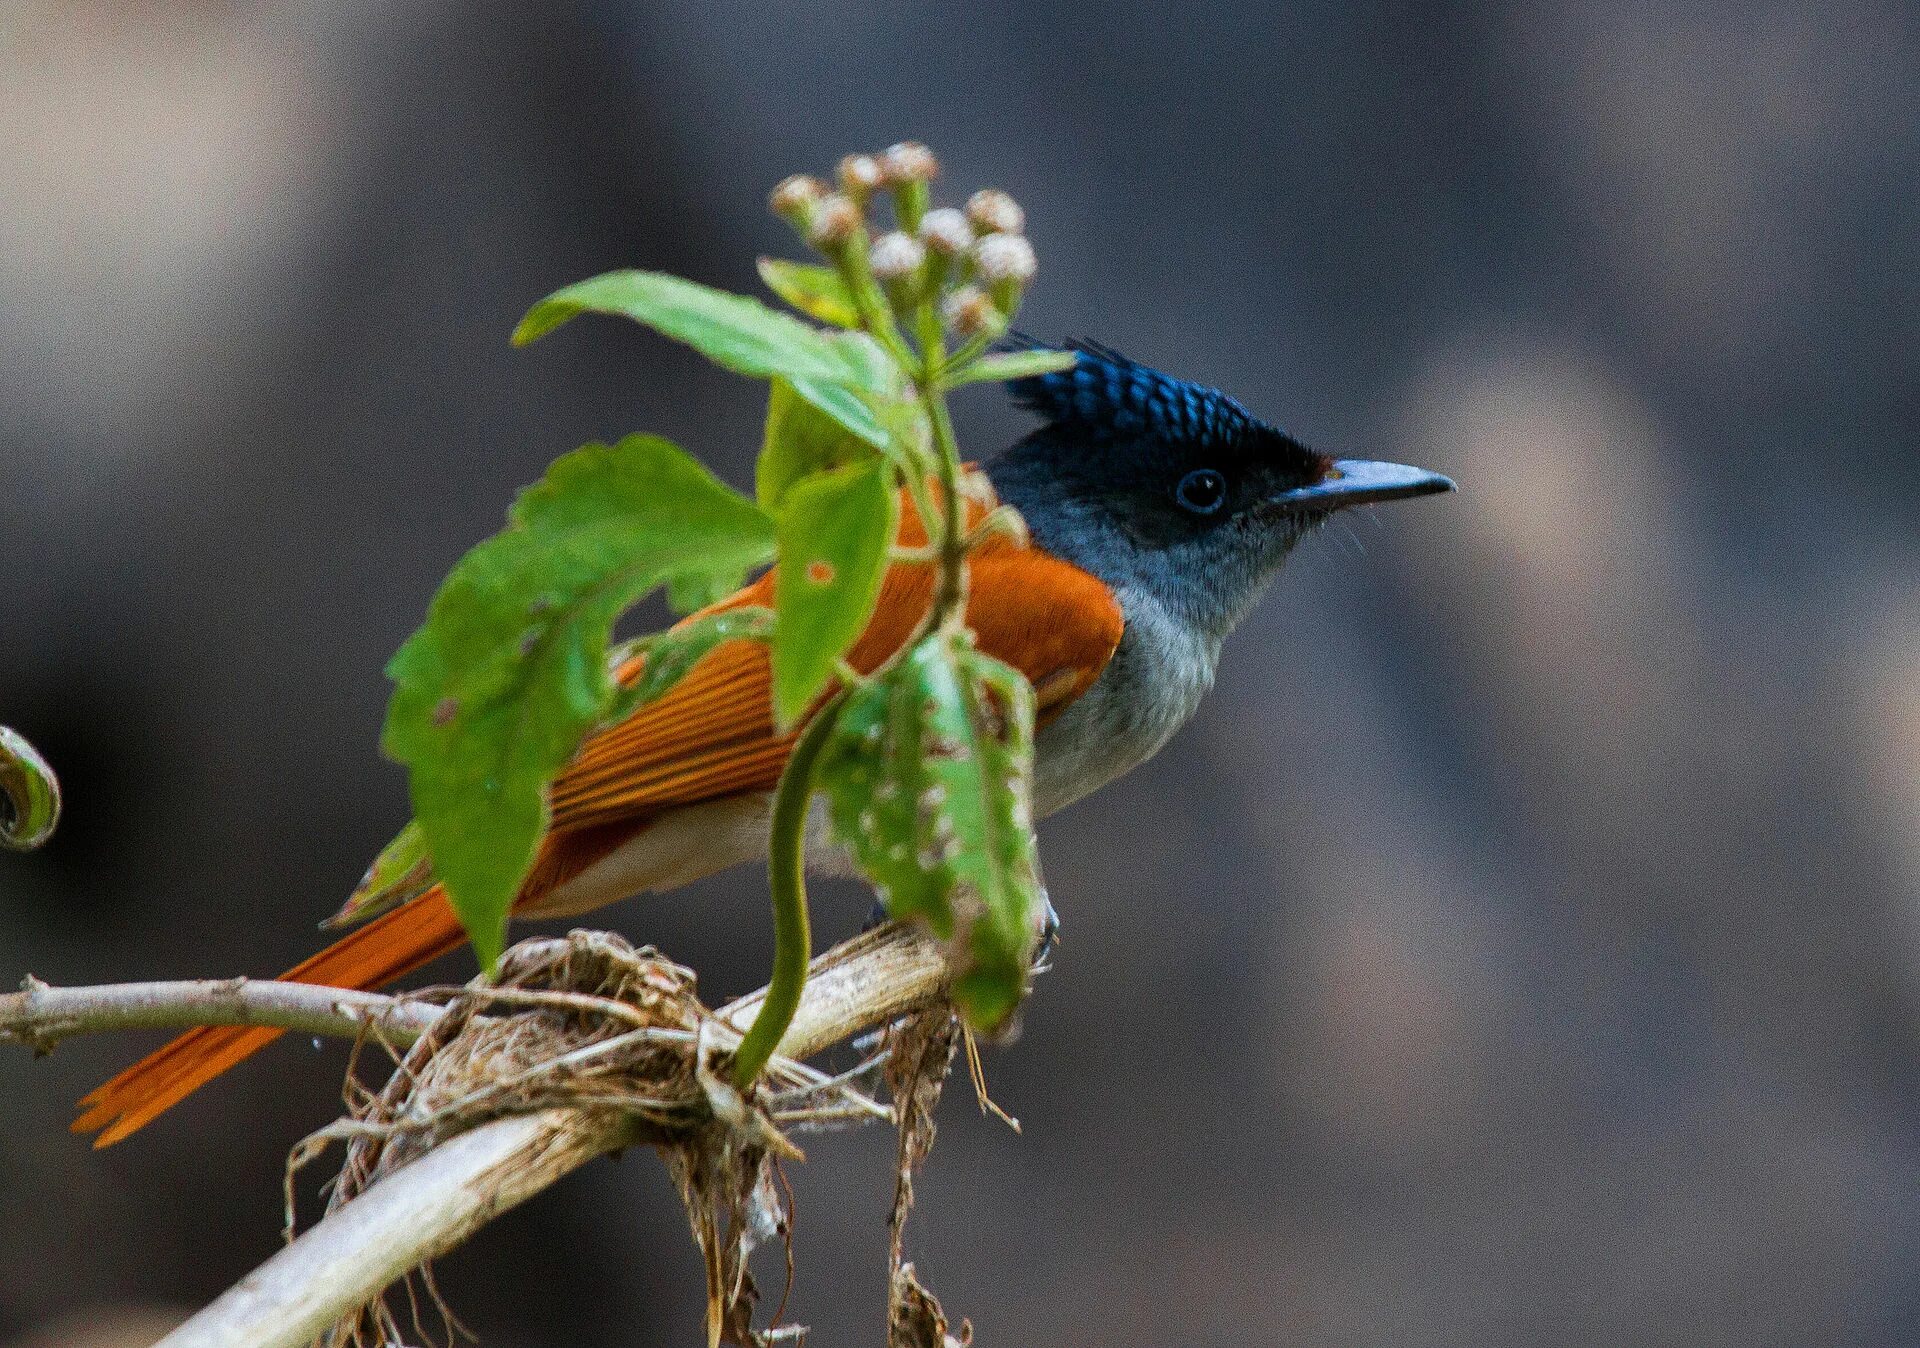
[75,489,1123,1145]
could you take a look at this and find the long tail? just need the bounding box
[73,890,468,1147]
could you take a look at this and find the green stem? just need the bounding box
[730,693,845,1090]
[916,335,969,628]
[936,330,996,381]
[833,231,917,371]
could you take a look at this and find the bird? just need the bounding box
[73,340,1453,1145]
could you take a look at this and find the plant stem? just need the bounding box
[834,232,917,371]
[730,694,845,1089]
[916,335,970,628]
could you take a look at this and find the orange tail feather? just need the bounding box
[73,889,467,1147]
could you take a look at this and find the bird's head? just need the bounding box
[987,341,1454,643]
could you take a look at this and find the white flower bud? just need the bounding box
[966,188,1025,236]
[806,193,862,250]
[869,230,927,281]
[837,153,883,200]
[769,174,826,227]
[879,141,940,185]
[971,233,1037,285]
[918,207,973,257]
[942,285,1003,338]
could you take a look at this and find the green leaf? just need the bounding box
[665,563,747,616]
[327,819,436,929]
[758,379,877,513]
[603,606,774,726]
[771,459,898,728]
[512,270,891,447]
[943,347,1078,388]
[784,329,903,450]
[513,270,838,378]
[757,257,859,328]
[758,332,918,505]
[382,434,775,970]
[817,631,1043,1029]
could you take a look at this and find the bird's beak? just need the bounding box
[1266,458,1456,513]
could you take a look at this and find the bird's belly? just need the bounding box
[518,793,858,919]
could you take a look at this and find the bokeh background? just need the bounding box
[3,2,1917,1344]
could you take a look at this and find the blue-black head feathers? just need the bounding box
[1006,340,1323,469]
[990,339,1336,529]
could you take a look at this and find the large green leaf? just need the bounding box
[771,459,897,728]
[757,257,859,328]
[512,270,889,446]
[816,631,1043,1028]
[383,434,775,970]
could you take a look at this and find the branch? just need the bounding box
[152,921,952,1348]
[0,976,445,1053]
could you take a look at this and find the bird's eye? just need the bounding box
[1175,468,1228,515]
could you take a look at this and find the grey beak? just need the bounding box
[1267,458,1456,512]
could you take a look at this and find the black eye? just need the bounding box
[1175,468,1228,515]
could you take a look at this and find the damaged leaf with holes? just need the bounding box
[816,630,1043,1029]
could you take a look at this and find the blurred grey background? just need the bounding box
[2,1,1917,1344]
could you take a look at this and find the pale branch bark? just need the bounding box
[148,921,952,1348]
[157,1108,631,1348]
[0,976,446,1053]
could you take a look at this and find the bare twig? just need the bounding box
[149,921,953,1348]
[0,976,446,1054]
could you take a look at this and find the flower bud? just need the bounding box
[972,233,1036,285]
[806,193,862,251]
[837,153,884,205]
[870,230,928,311]
[869,230,927,282]
[966,188,1025,236]
[942,284,1004,339]
[918,207,973,258]
[769,174,826,229]
[878,141,939,186]
[973,233,1036,317]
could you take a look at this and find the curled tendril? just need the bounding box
[0,725,61,850]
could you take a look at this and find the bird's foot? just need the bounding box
[863,892,1059,969]
[1031,889,1060,973]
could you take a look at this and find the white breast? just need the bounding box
[1032,590,1219,817]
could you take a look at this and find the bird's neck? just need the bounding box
[985,447,1287,654]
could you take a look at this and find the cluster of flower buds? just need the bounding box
[770,143,1033,345]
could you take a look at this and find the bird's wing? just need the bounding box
[546,520,1123,834]
[74,489,1122,1146]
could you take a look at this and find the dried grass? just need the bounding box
[283,930,907,1348]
